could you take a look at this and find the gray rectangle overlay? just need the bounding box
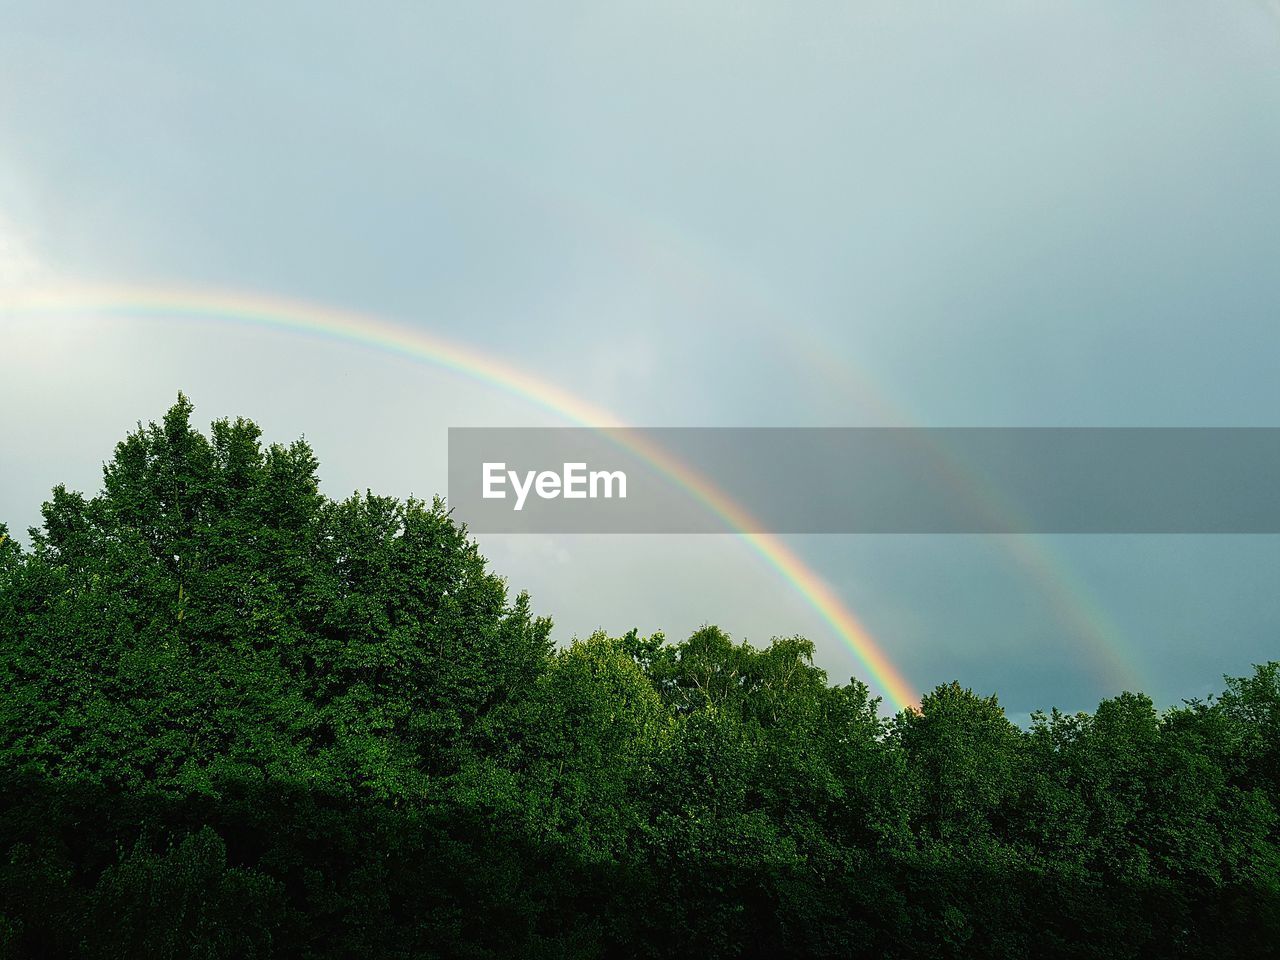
[447,428,1280,534]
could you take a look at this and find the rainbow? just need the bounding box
[4,285,921,711]
[765,320,1147,694]
[295,136,1143,697]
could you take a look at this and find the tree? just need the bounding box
[0,396,1277,959]
[893,682,1024,846]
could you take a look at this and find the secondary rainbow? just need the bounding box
[782,324,1147,693]
[5,285,921,711]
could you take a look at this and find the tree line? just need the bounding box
[0,397,1275,958]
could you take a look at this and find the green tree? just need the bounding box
[1,396,1278,959]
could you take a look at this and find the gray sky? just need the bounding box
[2,1,1278,714]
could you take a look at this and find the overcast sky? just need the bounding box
[2,1,1278,715]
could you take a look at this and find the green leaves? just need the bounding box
[0,395,1277,958]
[0,397,551,799]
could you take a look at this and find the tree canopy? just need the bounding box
[0,397,1275,958]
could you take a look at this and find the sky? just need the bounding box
[1,1,1278,716]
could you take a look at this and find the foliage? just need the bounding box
[0,397,1276,958]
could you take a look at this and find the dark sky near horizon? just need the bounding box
[2,1,1279,715]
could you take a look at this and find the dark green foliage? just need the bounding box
[0,398,1276,958]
